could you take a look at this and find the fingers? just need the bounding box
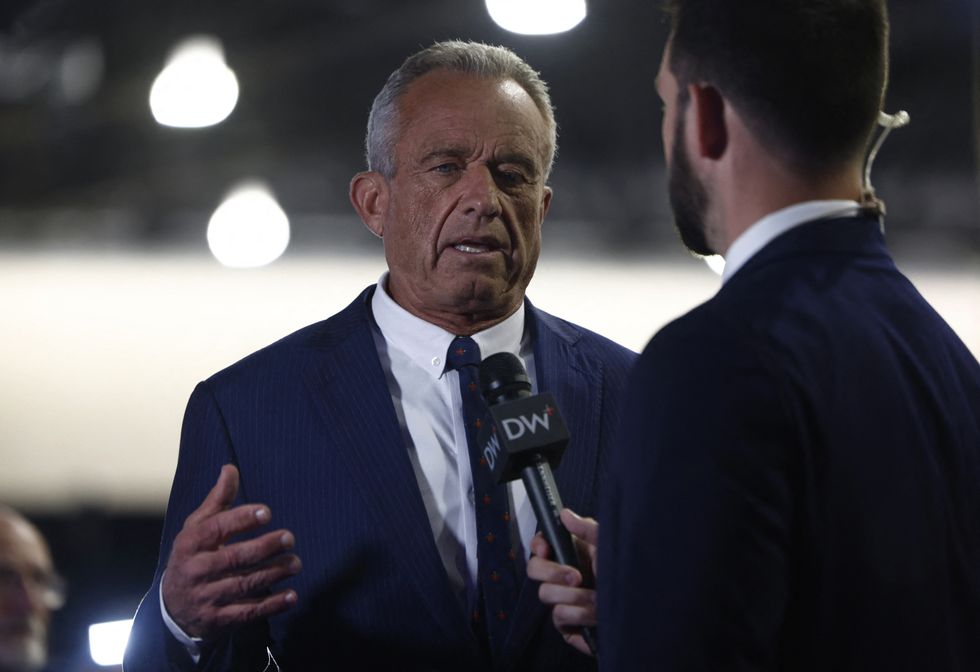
[541,582,598,658]
[200,529,297,580]
[527,552,582,588]
[186,465,240,527]
[529,507,600,658]
[162,465,302,639]
[538,582,595,617]
[212,589,298,628]
[543,584,598,658]
[176,504,274,556]
[204,553,302,606]
[530,532,551,561]
[560,632,594,657]
[164,524,300,638]
[183,587,299,636]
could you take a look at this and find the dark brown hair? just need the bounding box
[665,0,889,176]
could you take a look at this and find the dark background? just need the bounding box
[1,0,977,668]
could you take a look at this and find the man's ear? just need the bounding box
[689,83,727,160]
[349,171,388,238]
[541,185,553,220]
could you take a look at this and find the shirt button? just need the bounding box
[432,356,441,367]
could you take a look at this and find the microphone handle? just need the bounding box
[520,458,599,657]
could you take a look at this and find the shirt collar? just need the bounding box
[371,273,526,381]
[721,200,862,284]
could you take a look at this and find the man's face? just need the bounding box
[0,518,55,672]
[378,70,553,329]
[657,46,713,257]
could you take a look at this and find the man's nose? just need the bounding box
[459,164,502,220]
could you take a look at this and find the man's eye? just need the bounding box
[498,170,528,186]
[432,163,459,174]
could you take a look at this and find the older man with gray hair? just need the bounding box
[0,505,65,672]
[124,40,634,671]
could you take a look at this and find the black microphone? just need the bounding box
[477,352,599,657]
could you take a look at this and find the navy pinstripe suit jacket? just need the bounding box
[124,286,636,672]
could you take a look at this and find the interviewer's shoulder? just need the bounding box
[636,300,754,380]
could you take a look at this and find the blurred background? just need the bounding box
[0,0,977,668]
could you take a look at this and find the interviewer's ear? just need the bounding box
[349,171,388,238]
[689,83,727,160]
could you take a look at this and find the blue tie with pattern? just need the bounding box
[446,336,520,658]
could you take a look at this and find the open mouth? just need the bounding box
[450,237,504,255]
[454,243,493,254]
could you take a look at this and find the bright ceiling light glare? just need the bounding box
[207,181,290,269]
[702,254,726,276]
[485,0,587,35]
[88,619,133,666]
[149,35,239,128]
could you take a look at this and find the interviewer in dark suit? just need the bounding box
[122,41,634,671]
[530,1,980,669]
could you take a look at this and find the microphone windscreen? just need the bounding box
[479,352,532,405]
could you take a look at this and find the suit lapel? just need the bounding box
[501,302,604,667]
[301,291,480,655]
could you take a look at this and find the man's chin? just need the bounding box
[674,218,714,257]
[437,276,526,321]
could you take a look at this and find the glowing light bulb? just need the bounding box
[485,0,587,35]
[207,181,290,268]
[89,619,133,666]
[149,35,239,128]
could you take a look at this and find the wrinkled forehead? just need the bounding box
[397,71,553,163]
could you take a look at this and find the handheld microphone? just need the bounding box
[477,352,599,657]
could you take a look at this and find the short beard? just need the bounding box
[668,113,713,256]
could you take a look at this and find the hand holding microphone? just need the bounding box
[528,509,600,658]
[477,353,599,657]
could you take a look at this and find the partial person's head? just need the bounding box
[658,0,890,254]
[0,506,64,672]
[351,41,556,334]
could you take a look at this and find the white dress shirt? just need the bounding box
[370,274,538,607]
[163,275,539,658]
[721,200,862,284]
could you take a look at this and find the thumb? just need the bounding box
[187,464,240,524]
[560,508,598,547]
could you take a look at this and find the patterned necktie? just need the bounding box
[446,336,520,658]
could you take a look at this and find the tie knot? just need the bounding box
[447,336,481,370]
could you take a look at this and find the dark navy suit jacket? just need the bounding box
[124,286,635,672]
[600,216,980,671]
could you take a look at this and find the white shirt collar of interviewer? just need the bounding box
[721,199,862,284]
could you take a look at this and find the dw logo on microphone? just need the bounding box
[501,405,555,440]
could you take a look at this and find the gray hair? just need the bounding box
[365,40,558,180]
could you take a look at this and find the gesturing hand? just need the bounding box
[161,464,302,639]
[527,508,599,657]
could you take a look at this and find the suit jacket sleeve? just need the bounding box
[599,315,798,671]
[123,382,272,672]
